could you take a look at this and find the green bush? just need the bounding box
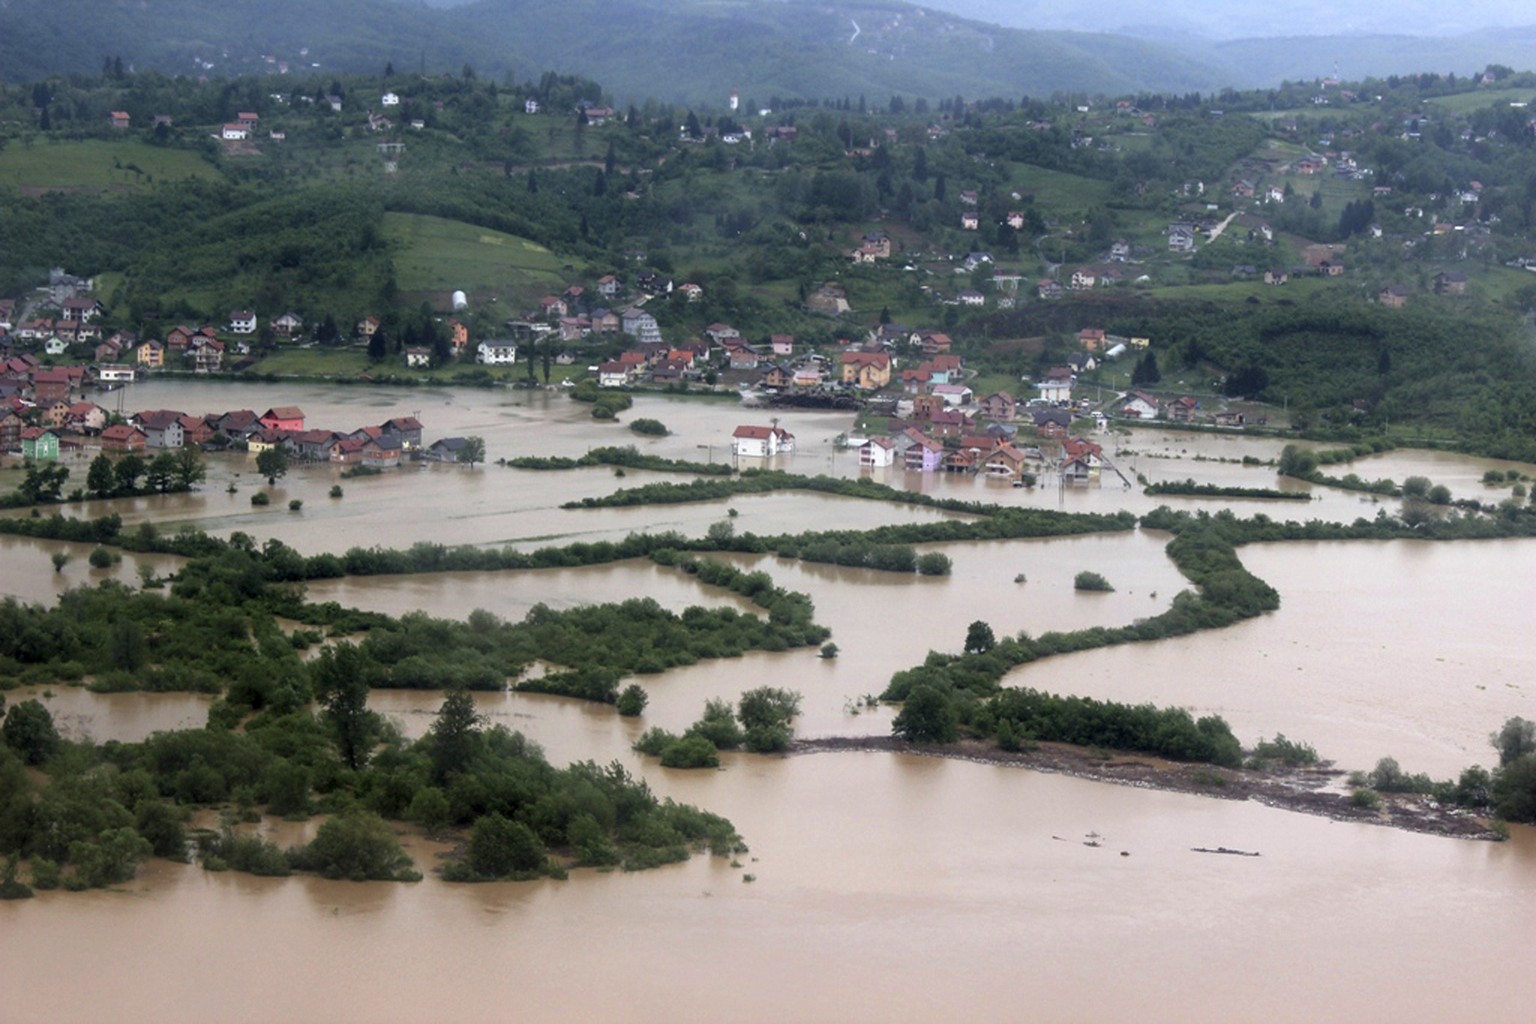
[916,552,952,576]
[285,809,420,881]
[250,492,270,506]
[329,485,344,498]
[88,546,118,569]
[288,499,303,511]
[1074,571,1113,592]
[629,418,668,436]
[615,684,648,717]
[660,735,721,769]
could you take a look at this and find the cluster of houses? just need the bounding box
[1118,390,1247,428]
[5,395,471,470]
[104,407,467,468]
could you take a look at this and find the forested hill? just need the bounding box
[0,0,1231,102]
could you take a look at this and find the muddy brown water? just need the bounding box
[3,381,1535,1023]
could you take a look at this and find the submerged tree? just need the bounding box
[310,644,382,771]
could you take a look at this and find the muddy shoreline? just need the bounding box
[792,736,1502,841]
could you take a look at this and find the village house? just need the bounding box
[1077,328,1106,352]
[272,312,304,337]
[1433,271,1468,295]
[20,427,59,461]
[840,351,892,390]
[136,409,186,449]
[1167,396,1199,422]
[902,431,946,472]
[983,444,1030,481]
[405,347,432,368]
[64,402,107,434]
[621,308,663,344]
[858,436,897,468]
[100,423,147,452]
[598,361,630,388]
[1379,285,1411,308]
[136,339,166,369]
[363,436,404,470]
[384,417,427,451]
[476,341,517,365]
[426,437,470,462]
[978,391,1016,422]
[1121,391,1161,419]
[229,310,257,334]
[1037,279,1063,300]
[259,407,305,433]
[731,424,795,458]
[932,383,973,408]
[1037,367,1074,404]
[32,368,75,405]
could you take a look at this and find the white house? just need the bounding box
[381,92,401,107]
[405,347,432,368]
[1038,379,1073,404]
[476,341,517,365]
[858,436,897,468]
[597,361,630,388]
[229,310,257,334]
[732,424,795,458]
[932,383,973,408]
[221,124,249,141]
[1122,391,1160,419]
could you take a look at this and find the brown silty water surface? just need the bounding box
[3,381,1535,1023]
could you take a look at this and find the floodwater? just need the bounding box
[3,380,1536,1024]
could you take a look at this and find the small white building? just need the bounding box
[229,310,257,334]
[1122,391,1160,419]
[858,436,896,468]
[597,361,629,388]
[221,124,249,140]
[476,341,517,365]
[931,383,973,408]
[405,347,432,368]
[1038,379,1073,404]
[732,424,795,458]
[381,92,401,107]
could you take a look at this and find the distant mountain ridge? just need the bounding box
[1,0,1533,103]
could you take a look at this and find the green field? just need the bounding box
[1426,89,1536,115]
[1006,164,1114,216]
[383,212,567,297]
[0,139,219,191]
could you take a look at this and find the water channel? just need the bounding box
[2,382,1534,1022]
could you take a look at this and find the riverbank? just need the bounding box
[792,736,1502,841]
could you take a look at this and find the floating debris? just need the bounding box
[1191,846,1260,857]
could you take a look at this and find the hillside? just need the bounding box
[4,58,1536,457]
[0,0,1230,103]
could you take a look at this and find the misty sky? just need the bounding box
[428,0,1536,42]
[911,0,1536,39]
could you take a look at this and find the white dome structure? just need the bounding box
[451,290,468,311]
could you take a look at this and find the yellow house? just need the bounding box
[449,319,469,353]
[136,339,165,368]
[840,351,892,390]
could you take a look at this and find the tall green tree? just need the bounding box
[113,455,145,493]
[256,448,288,486]
[456,437,486,469]
[171,448,206,490]
[85,454,115,497]
[310,644,381,771]
[145,453,177,493]
[2,700,60,766]
[425,689,484,783]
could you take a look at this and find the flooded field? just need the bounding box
[3,379,1535,1023]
